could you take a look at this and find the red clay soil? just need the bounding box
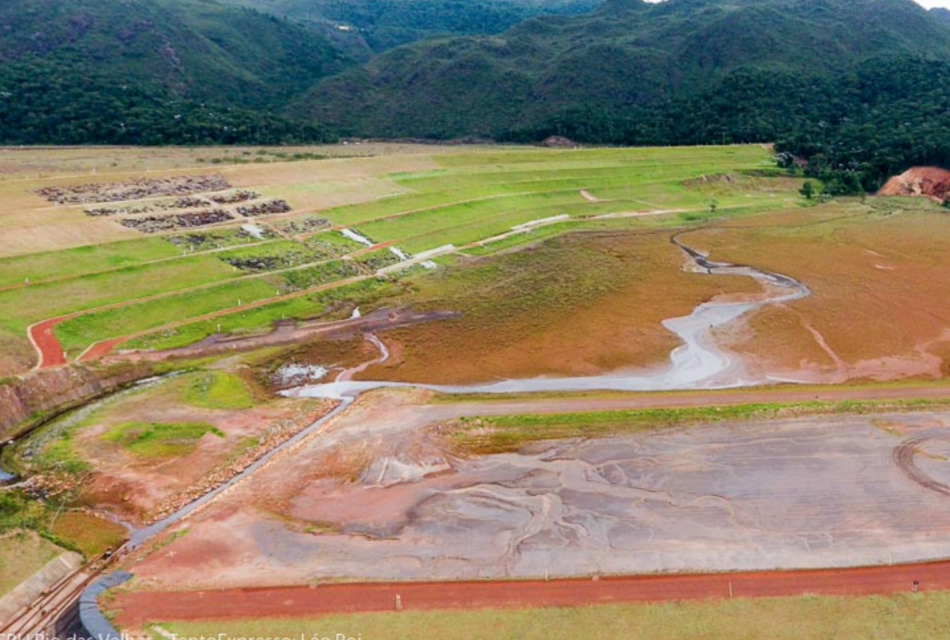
[29,315,77,368]
[79,337,126,363]
[878,167,950,202]
[113,560,950,627]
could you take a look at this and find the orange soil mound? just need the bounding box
[878,167,950,202]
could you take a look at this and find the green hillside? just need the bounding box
[297,0,950,139]
[220,0,601,58]
[0,0,352,144]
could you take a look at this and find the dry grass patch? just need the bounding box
[687,200,950,382]
[363,229,757,384]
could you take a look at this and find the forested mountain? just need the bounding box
[219,0,602,58]
[932,7,950,26]
[0,0,352,144]
[4,0,950,190]
[297,0,950,140]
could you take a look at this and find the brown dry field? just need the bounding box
[686,201,950,384]
[0,143,454,180]
[361,229,758,385]
[0,144,463,258]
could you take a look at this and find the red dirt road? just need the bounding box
[113,560,950,627]
[28,315,76,368]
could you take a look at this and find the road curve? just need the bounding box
[28,315,76,368]
[112,559,950,627]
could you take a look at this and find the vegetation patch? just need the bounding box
[167,228,274,252]
[305,231,366,257]
[0,492,124,560]
[103,421,225,459]
[280,260,361,291]
[125,278,398,351]
[448,399,950,454]
[181,372,255,410]
[218,241,326,273]
[272,214,332,236]
[47,511,127,557]
[353,248,403,271]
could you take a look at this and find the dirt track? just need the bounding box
[112,559,950,627]
[28,316,75,368]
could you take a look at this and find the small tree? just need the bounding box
[800,181,816,200]
[709,198,718,215]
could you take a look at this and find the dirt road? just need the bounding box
[28,316,76,368]
[112,559,950,627]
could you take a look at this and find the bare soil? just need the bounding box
[685,205,950,384]
[878,167,950,203]
[112,558,950,629]
[119,384,950,593]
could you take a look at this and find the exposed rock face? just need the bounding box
[878,167,950,203]
[0,364,151,438]
[541,136,579,148]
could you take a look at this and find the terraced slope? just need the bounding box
[0,145,801,375]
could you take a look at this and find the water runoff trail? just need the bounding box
[1,235,811,553]
[289,233,811,400]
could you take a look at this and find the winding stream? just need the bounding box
[1,237,811,553]
[288,235,811,399]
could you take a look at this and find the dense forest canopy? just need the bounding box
[2,0,950,188]
[218,0,602,58]
[0,0,350,144]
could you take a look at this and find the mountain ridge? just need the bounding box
[296,0,950,138]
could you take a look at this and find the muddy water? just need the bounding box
[290,238,811,400]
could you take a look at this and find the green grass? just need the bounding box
[181,372,254,410]
[318,146,800,255]
[0,237,180,288]
[0,492,126,561]
[54,278,283,354]
[280,260,361,291]
[0,253,240,334]
[0,145,807,364]
[124,277,396,351]
[451,398,950,454]
[157,592,950,640]
[306,230,367,257]
[103,421,224,458]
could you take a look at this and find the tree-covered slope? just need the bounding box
[0,0,352,144]
[220,0,602,58]
[296,0,950,139]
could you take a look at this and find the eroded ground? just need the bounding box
[687,202,950,383]
[122,389,950,591]
[9,366,336,527]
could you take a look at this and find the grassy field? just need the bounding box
[448,398,950,454]
[103,422,225,459]
[158,592,950,640]
[0,144,805,375]
[181,372,255,410]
